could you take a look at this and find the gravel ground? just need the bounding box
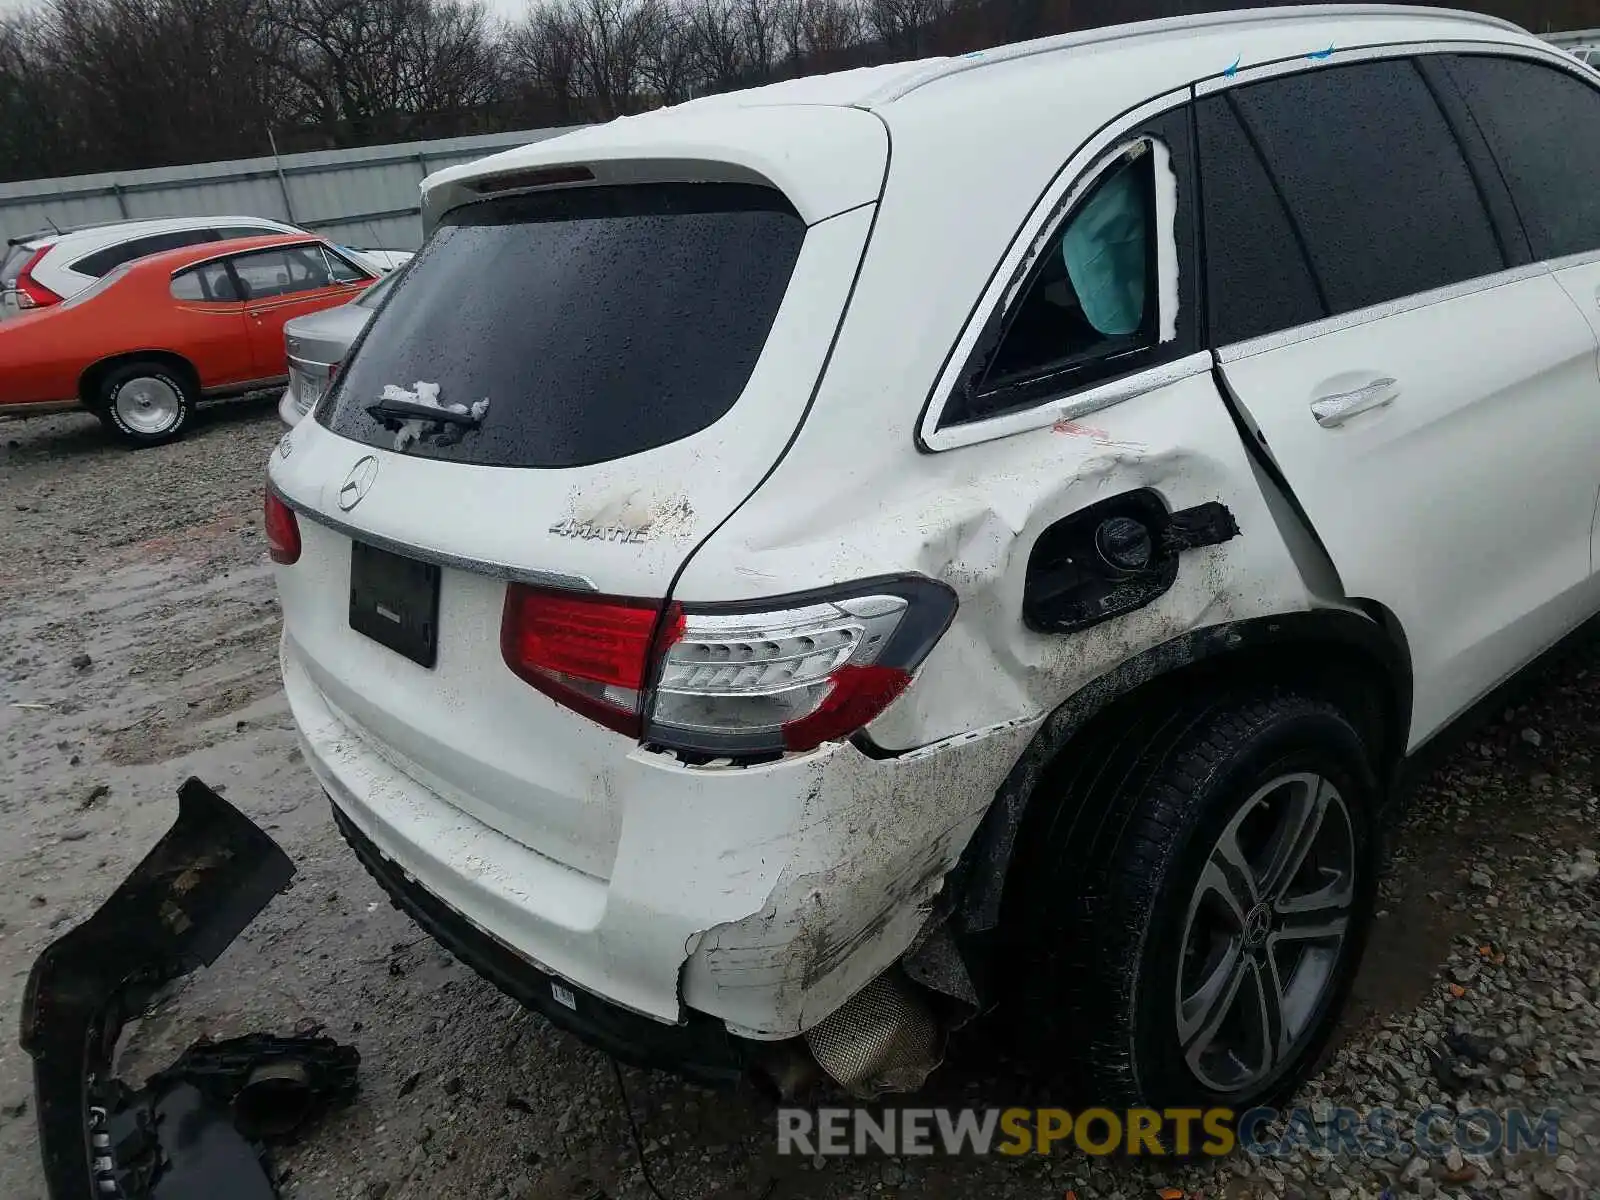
[0,403,1595,1200]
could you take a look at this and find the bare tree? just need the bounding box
[270,0,500,140]
[682,0,748,93]
[506,2,582,116]
[865,0,949,57]
[0,15,66,182]
[10,0,1600,185]
[798,0,858,63]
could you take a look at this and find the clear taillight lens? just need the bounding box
[646,578,956,756]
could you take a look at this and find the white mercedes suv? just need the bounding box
[268,5,1600,1108]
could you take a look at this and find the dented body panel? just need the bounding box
[270,5,1592,1084]
[283,639,1038,1033]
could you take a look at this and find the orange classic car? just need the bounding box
[0,233,376,446]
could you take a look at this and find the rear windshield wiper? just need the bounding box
[365,396,484,429]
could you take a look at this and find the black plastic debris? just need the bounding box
[19,777,360,1199]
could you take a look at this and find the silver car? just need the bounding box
[278,269,398,426]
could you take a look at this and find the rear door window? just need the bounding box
[1228,59,1503,316]
[1195,95,1327,345]
[1439,54,1600,261]
[321,183,807,469]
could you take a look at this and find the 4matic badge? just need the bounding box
[548,517,649,544]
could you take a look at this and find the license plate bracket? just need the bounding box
[349,542,440,668]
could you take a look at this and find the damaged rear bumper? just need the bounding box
[283,637,1039,1064]
[328,800,748,1084]
[19,779,296,1199]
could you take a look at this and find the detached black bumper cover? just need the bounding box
[19,778,296,1199]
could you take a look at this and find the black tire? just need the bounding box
[1006,690,1379,1111]
[94,359,194,448]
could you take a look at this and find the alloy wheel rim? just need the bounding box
[115,377,181,435]
[1175,771,1356,1094]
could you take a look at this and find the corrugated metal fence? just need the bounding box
[0,126,582,251]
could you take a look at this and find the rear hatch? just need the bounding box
[270,118,884,880]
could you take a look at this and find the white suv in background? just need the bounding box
[268,5,1600,1109]
[1,217,408,320]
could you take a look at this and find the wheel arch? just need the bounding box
[947,608,1410,935]
[79,350,199,409]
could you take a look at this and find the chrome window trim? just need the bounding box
[923,351,1216,451]
[918,89,1193,452]
[1546,248,1600,273]
[269,483,598,593]
[1216,261,1550,364]
[1192,36,1590,98]
[1193,37,1498,96]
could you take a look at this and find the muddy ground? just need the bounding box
[0,403,1595,1200]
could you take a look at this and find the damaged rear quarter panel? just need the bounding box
[680,370,1315,753]
[665,372,1314,1035]
[660,86,1320,1027]
[672,716,1038,1036]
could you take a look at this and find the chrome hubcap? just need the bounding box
[115,377,181,435]
[1175,772,1355,1094]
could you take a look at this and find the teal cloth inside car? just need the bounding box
[1062,162,1147,337]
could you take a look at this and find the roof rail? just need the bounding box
[864,4,1525,104]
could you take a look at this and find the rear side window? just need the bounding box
[1196,95,1326,344]
[1440,55,1600,261]
[322,183,807,469]
[982,149,1155,392]
[171,260,240,303]
[1229,59,1503,316]
[73,229,218,278]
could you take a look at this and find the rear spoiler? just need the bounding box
[419,106,890,236]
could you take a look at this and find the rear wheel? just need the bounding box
[1006,691,1378,1110]
[95,360,194,447]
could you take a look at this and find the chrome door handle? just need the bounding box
[1310,378,1398,428]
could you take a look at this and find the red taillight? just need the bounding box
[14,247,60,309]
[779,664,912,753]
[500,577,956,757]
[500,586,682,737]
[264,491,301,564]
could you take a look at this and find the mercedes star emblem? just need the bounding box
[338,456,380,512]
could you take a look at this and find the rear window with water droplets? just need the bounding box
[319,183,805,468]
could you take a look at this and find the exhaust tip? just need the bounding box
[804,970,944,1098]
